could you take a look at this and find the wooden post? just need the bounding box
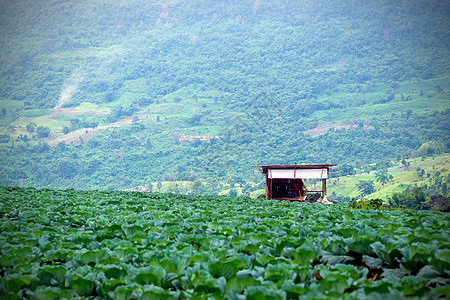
[265,172,269,199]
[322,179,327,198]
[269,179,273,199]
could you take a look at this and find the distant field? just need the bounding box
[249,154,450,202]
[311,76,450,125]
[2,73,448,144]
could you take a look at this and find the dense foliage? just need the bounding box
[387,187,450,212]
[0,110,448,193]
[0,0,449,191]
[1,0,449,108]
[0,187,449,299]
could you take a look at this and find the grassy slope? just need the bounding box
[249,153,450,201]
[311,76,450,125]
[1,74,449,142]
[0,79,448,196]
[366,154,450,199]
[0,1,448,191]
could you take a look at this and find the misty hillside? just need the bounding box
[0,0,449,195]
[1,0,449,107]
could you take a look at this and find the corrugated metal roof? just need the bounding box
[253,164,336,169]
[253,164,336,175]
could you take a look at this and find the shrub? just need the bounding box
[36,126,51,138]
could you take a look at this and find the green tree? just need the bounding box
[397,187,427,210]
[57,157,78,179]
[26,123,36,133]
[191,180,204,195]
[63,126,70,135]
[416,168,425,180]
[421,194,450,212]
[0,134,10,143]
[336,163,356,176]
[412,186,427,209]
[375,168,393,187]
[36,126,51,138]
[401,159,410,167]
[356,180,375,197]
[229,188,238,196]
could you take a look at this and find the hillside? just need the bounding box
[0,0,449,193]
[327,154,449,202]
[247,154,449,204]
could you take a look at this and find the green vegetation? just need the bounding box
[0,0,449,195]
[0,186,449,299]
[1,1,448,297]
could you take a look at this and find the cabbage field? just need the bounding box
[0,186,449,299]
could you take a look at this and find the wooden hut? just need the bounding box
[253,164,336,202]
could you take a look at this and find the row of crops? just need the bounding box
[0,186,449,299]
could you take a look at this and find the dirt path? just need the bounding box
[304,123,374,137]
[46,116,137,146]
[49,107,109,118]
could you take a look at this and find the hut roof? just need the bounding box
[253,164,336,172]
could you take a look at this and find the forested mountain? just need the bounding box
[0,0,449,195]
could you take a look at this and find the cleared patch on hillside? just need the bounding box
[304,123,374,137]
[167,132,220,143]
[49,106,109,118]
[0,103,111,139]
[46,116,138,146]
